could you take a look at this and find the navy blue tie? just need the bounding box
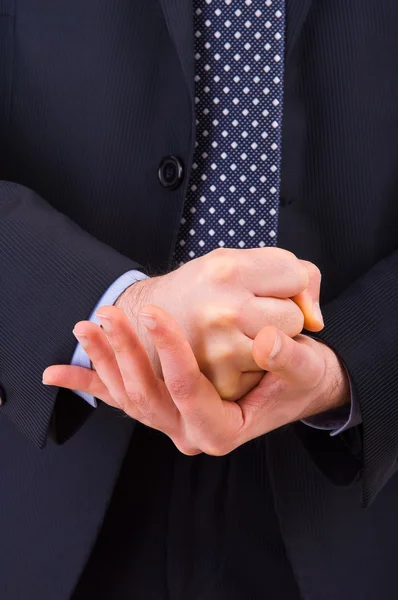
[174,0,286,265]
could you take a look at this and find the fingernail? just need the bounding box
[96,313,112,331]
[269,332,281,359]
[73,330,89,348]
[42,369,52,385]
[139,313,157,330]
[313,302,324,326]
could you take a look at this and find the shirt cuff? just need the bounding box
[71,270,148,407]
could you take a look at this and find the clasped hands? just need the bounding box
[43,248,349,456]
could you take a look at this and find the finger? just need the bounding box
[292,261,324,332]
[235,247,309,297]
[233,336,262,372]
[252,327,325,387]
[201,349,263,401]
[198,332,261,380]
[72,320,131,411]
[241,296,305,339]
[299,261,322,304]
[202,359,241,401]
[42,364,119,408]
[224,371,264,402]
[96,306,180,430]
[196,334,262,400]
[139,305,244,447]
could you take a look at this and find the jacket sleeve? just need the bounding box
[0,181,140,448]
[294,249,398,507]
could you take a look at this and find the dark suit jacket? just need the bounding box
[1,0,398,598]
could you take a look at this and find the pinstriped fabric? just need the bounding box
[0,182,138,446]
[284,0,311,59]
[0,1,14,145]
[315,253,398,506]
[158,0,195,97]
[0,0,192,445]
[282,0,398,506]
[1,0,398,599]
[0,0,14,15]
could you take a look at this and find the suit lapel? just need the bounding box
[285,0,313,60]
[158,0,195,97]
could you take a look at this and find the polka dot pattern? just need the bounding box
[174,0,286,265]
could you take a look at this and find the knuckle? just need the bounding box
[197,303,239,332]
[202,445,228,457]
[222,308,238,328]
[218,383,240,401]
[264,247,299,270]
[209,247,231,261]
[271,247,297,262]
[301,259,321,280]
[201,437,231,457]
[203,367,239,398]
[211,345,236,363]
[311,263,321,280]
[272,250,309,289]
[176,443,201,456]
[126,387,150,411]
[203,249,237,285]
[259,298,305,337]
[283,262,309,293]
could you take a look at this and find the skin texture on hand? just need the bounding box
[43,305,349,456]
[114,248,323,400]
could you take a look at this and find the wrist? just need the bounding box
[116,277,153,312]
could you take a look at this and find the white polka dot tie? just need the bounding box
[174,0,285,265]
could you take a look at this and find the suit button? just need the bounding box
[0,386,5,406]
[158,156,184,190]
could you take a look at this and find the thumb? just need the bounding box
[252,326,324,387]
[292,260,324,332]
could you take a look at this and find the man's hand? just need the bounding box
[43,305,349,456]
[113,248,323,400]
